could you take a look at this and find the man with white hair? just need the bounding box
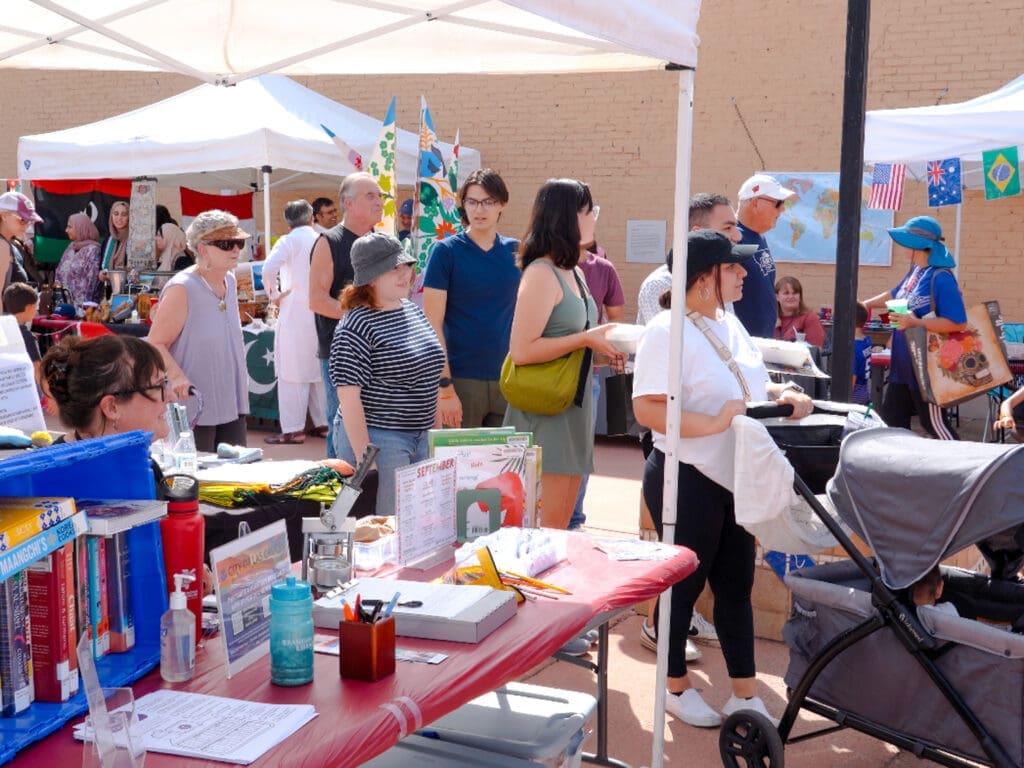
[309,173,383,458]
[262,200,327,445]
[732,174,796,338]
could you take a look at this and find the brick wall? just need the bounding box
[0,1,1022,319]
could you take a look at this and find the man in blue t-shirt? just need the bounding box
[733,174,796,338]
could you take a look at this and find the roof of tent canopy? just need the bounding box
[0,1,700,81]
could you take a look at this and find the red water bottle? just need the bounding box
[160,475,205,645]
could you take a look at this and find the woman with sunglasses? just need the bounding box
[42,334,171,442]
[503,178,625,529]
[0,192,39,291]
[148,210,249,452]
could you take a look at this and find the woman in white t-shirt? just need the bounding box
[632,229,813,729]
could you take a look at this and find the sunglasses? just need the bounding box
[204,239,246,251]
[111,377,170,402]
[757,197,785,210]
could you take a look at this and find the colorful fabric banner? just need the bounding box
[368,97,398,237]
[926,158,963,207]
[180,187,256,260]
[410,98,461,300]
[447,129,460,196]
[320,124,364,173]
[31,179,132,265]
[867,163,906,210]
[982,146,1020,200]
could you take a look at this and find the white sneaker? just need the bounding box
[664,689,722,728]
[639,620,702,662]
[689,610,720,646]
[721,694,779,727]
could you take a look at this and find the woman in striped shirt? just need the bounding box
[330,233,446,516]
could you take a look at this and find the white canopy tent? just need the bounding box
[17,74,478,240]
[3,3,702,765]
[864,73,1024,189]
[864,74,1024,275]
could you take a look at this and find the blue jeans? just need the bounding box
[332,414,430,517]
[320,358,338,459]
[569,375,603,530]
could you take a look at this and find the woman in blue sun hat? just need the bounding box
[862,215,966,439]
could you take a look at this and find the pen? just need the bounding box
[342,600,356,623]
[354,593,362,622]
[381,592,401,619]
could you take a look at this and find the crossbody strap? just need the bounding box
[686,309,751,401]
[927,267,954,317]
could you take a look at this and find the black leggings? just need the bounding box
[880,381,959,440]
[643,450,756,679]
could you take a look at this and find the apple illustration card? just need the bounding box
[456,489,501,543]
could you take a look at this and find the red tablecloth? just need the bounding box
[9,531,697,768]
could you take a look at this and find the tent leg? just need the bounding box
[954,203,962,280]
[650,66,696,768]
[261,165,272,258]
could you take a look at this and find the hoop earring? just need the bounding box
[698,284,711,302]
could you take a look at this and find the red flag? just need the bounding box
[868,163,906,210]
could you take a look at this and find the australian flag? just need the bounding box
[927,158,963,207]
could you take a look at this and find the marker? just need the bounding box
[381,592,401,619]
[342,600,356,623]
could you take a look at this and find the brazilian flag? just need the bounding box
[982,147,1021,201]
[31,179,132,265]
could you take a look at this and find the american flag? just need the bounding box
[868,163,906,210]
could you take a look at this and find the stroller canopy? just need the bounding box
[827,428,1024,589]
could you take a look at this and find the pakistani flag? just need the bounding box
[982,146,1021,200]
[368,97,398,237]
[410,97,462,302]
[32,179,132,265]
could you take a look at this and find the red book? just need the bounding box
[27,543,76,702]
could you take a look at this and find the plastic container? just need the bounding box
[160,573,196,683]
[269,575,314,686]
[420,682,597,768]
[0,432,166,765]
[353,534,397,571]
[362,734,537,767]
[159,475,205,645]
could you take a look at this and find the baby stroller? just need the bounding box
[719,426,1024,768]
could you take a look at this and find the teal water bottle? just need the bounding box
[269,575,314,686]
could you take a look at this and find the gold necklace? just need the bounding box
[197,271,227,312]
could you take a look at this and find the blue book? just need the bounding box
[0,512,87,581]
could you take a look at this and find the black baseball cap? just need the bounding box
[687,229,756,276]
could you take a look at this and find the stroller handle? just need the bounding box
[746,401,795,420]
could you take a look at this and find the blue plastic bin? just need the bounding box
[0,432,166,765]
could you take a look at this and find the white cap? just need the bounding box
[737,174,796,202]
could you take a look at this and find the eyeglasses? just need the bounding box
[111,377,170,402]
[204,239,246,251]
[757,197,785,210]
[463,197,499,210]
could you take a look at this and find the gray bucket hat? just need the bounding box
[351,232,416,287]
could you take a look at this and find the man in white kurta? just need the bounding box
[261,200,327,444]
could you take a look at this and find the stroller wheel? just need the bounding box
[719,711,784,767]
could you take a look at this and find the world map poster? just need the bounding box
[764,172,893,266]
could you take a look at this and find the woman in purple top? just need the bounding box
[56,213,103,304]
[148,210,250,452]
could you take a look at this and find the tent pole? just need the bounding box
[650,65,695,768]
[261,166,272,259]
[954,202,962,279]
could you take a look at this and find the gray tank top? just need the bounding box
[162,269,248,426]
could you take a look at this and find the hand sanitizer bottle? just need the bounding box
[161,572,196,683]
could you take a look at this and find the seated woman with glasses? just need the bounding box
[41,334,171,442]
[148,210,249,452]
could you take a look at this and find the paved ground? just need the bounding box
[251,413,999,767]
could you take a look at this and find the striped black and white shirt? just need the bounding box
[329,300,445,430]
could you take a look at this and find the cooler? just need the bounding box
[362,734,537,767]
[419,682,597,768]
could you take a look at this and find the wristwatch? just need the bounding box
[438,376,453,389]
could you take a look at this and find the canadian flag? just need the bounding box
[179,187,256,261]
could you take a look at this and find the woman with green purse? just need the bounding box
[503,178,625,530]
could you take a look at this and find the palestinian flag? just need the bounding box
[31,179,131,265]
[179,187,256,261]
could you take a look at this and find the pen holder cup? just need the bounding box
[339,616,396,681]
